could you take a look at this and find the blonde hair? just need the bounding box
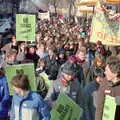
[76,46,86,55]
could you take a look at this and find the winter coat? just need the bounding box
[45,79,84,109]
[86,65,104,85]
[44,56,61,80]
[95,79,120,120]
[0,76,11,118]
[84,80,99,120]
[10,91,51,120]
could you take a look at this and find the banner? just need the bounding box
[5,63,37,95]
[90,0,120,46]
[51,93,83,120]
[38,11,50,20]
[102,95,116,120]
[16,14,36,41]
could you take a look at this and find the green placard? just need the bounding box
[102,95,116,120]
[5,63,37,95]
[16,14,36,41]
[51,93,83,120]
[39,72,53,88]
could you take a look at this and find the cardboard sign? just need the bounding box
[102,95,116,120]
[51,93,83,120]
[5,63,37,95]
[38,11,50,20]
[16,14,36,41]
[39,72,53,89]
[90,0,120,46]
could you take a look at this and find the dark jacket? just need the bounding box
[63,57,85,87]
[45,79,84,109]
[0,76,11,118]
[84,80,99,120]
[86,65,104,85]
[95,79,120,120]
[25,53,39,68]
[44,56,61,80]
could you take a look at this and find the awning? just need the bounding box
[75,0,120,6]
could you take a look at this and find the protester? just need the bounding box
[25,45,39,68]
[1,35,18,53]
[95,41,106,58]
[44,47,60,80]
[56,48,67,65]
[36,58,46,74]
[10,74,51,120]
[76,46,89,86]
[45,60,84,109]
[86,56,105,84]
[0,49,18,68]
[36,42,48,59]
[16,42,26,63]
[95,56,120,120]
[84,67,105,120]
[0,69,11,120]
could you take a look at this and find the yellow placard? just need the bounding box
[90,0,120,46]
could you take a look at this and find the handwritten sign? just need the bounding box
[102,95,116,120]
[51,93,83,120]
[5,63,37,95]
[16,14,36,41]
[39,72,53,90]
[90,0,120,46]
[38,11,50,20]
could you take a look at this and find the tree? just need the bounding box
[10,0,22,14]
[66,0,77,21]
[49,0,59,14]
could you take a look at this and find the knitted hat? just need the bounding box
[61,61,78,76]
[57,48,66,55]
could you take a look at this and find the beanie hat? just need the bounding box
[61,61,78,76]
[57,48,66,55]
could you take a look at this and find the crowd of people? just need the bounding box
[0,17,120,120]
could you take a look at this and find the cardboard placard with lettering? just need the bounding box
[90,0,120,46]
[16,14,36,41]
[51,93,83,120]
[5,63,37,95]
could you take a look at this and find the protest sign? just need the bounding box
[16,14,36,41]
[51,93,83,120]
[90,0,120,46]
[5,63,37,95]
[102,95,116,120]
[39,72,53,89]
[38,11,50,20]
